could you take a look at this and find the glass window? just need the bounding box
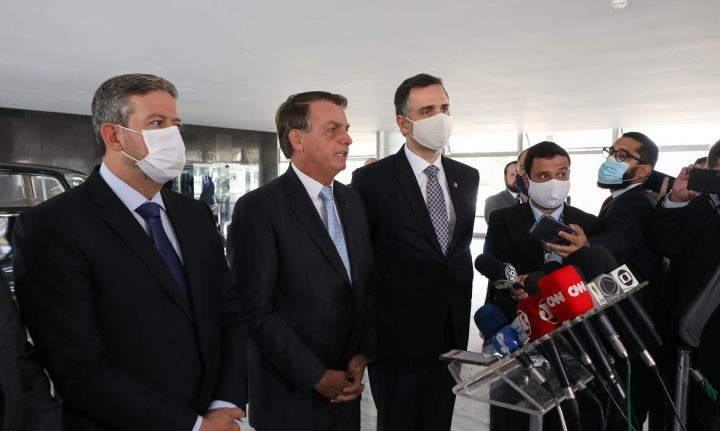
[623,124,720,149]
[447,132,518,154]
[0,173,64,207]
[525,129,613,149]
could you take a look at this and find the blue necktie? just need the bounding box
[424,165,449,255]
[318,187,352,281]
[135,202,189,296]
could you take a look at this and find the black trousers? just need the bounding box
[369,358,456,431]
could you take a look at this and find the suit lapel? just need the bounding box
[334,184,362,289]
[521,203,546,263]
[443,156,465,256]
[162,191,207,320]
[284,168,351,285]
[393,149,445,256]
[87,171,194,322]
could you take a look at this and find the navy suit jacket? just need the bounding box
[13,169,246,431]
[351,147,479,362]
[228,166,373,431]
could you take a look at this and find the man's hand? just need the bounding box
[669,164,701,203]
[546,224,590,258]
[332,355,367,402]
[200,408,244,431]
[314,369,352,399]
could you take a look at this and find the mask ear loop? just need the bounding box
[114,124,143,163]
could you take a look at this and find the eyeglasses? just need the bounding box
[602,147,646,164]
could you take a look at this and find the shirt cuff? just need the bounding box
[208,400,246,429]
[192,416,202,431]
[662,194,690,208]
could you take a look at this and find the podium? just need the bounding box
[444,282,648,430]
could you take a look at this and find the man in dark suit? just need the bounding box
[484,161,520,224]
[648,140,720,430]
[483,141,601,430]
[0,270,61,431]
[228,91,373,431]
[550,131,663,430]
[12,74,246,431]
[351,73,479,431]
[484,141,601,311]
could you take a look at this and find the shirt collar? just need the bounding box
[610,182,642,198]
[507,189,519,199]
[403,144,444,177]
[291,163,332,199]
[529,201,564,222]
[99,163,165,213]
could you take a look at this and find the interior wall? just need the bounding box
[0,108,278,183]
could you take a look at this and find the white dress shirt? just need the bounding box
[291,163,347,235]
[403,145,457,244]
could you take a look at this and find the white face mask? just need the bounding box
[405,113,452,151]
[116,125,186,184]
[528,179,571,209]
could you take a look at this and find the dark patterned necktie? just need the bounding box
[424,165,449,254]
[135,202,188,296]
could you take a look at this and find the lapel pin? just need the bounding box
[452,181,459,188]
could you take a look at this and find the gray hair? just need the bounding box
[91,73,177,156]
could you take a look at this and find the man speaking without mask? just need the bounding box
[352,73,479,431]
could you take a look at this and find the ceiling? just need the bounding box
[1,0,719,135]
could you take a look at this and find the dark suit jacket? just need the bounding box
[591,185,663,320]
[0,273,61,431]
[351,147,479,362]
[484,189,516,222]
[227,167,373,431]
[484,202,601,304]
[648,196,720,428]
[12,169,246,431]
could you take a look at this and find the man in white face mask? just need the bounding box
[351,74,479,431]
[12,74,246,431]
[483,141,601,429]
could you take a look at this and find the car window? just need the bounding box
[64,173,86,188]
[0,173,65,207]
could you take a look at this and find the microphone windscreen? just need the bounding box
[474,303,508,338]
[564,245,618,280]
[475,253,517,282]
[538,265,594,322]
[492,326,522,356]
[541,260,563,274]
[517,294,560,340]
[523,271,544,295]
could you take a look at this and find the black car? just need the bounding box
[1,162,87,291]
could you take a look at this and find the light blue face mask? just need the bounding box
[597,157,630,184]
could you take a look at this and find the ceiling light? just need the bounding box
[611,0,628,9]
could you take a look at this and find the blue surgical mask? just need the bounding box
[597,157,630,185]
[515,173,529,196]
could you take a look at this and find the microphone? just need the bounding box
[475,301,550,392]
[474,304,509,340]
[474,253,518,283]
[565,246,662,347]
[492,325,523,356]
[538,264,629,361]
